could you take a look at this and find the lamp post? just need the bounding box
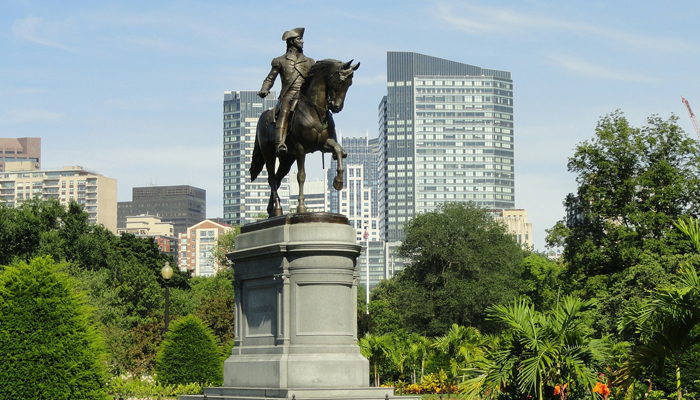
[161,261,173,332]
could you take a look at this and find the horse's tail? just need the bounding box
[250,122,265,182]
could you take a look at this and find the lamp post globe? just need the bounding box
[161,261,174,280]
[161,262,173,331]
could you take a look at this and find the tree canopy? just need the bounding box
[548,112,700,280]
[371,202,524,336]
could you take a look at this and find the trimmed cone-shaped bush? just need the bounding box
[0,256,107,399]
[156,314,223,385]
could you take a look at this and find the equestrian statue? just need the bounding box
[250,27,360,217]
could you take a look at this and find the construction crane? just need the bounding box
[682,96,700,140]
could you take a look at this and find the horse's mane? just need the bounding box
[301,59,342,93]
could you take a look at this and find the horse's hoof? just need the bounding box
[274,208,283,217]
[276,144,287,156]
[333,177,343,190]
[297,205,307,214]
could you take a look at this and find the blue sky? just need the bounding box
[2,1,700,251]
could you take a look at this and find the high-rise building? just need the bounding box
[378,51,515,242]
[118,185,206,236]
[0,137,40,172]
[178,219,234,277]
[0,163,117,232]
[289,172,329,213]
[327,136,381,242]
[358,240,408,291]
[223,91,291,226]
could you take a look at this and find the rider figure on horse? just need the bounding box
[257,27,315,156]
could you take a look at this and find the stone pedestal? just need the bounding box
[180,213,400,400]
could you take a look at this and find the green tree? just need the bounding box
[462,297,609,400]
[617,265,700,400]
[616,218,700,400]
[156,314,223,386]
[433,324,484,385]
[359,333,394,387]
[0,256,108,399]
[0,199,66,265]
[0,200,187,376]
[367,278,429,336]
[212,227,240,272]
[378,202,524,336]
[406,333,433,384]
[519,253,563,312]
[191,269,236,346]
[548,111,700,286]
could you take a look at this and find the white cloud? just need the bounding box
[549,55,658,83]
[11,16,77,51]
[0,109,64,124]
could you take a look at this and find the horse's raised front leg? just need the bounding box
[324,139,345,191]
[295,143,307,213]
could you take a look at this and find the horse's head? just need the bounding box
[327,60,360,113]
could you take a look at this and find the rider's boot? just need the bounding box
[275,116,288,156]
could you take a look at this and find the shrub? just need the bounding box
[155,314,223,385]
[0,256,108,399]
[107,374,204,397]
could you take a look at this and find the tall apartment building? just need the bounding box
[0,163,117,232]
[0,137,40,172]
[178,219,234,277]
[118,185,206,236]
[223,90,291,226]
[378,51,515,242]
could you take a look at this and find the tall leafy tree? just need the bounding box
[377,202,523,336]
[548,111,700,282]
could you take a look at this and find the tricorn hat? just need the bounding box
[282,27,305,41]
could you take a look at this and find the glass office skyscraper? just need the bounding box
[378,52,515,242]
[223,91,290,226]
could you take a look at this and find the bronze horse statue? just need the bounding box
[250,59,360,217]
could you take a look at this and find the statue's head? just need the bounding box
[282,27,305,51]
